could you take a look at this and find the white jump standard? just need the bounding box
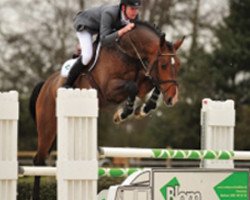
[0,91,18,200]
[0,90,249,200]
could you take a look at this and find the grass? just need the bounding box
[17,176,124,200]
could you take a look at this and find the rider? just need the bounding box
[62,0,141,88]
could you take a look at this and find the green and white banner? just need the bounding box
[153,170,249,200]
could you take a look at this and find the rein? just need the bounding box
[128,37,148,72]
[127,38,178,88]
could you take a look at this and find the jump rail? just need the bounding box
[100,147,250,160]
[18,166,143,178]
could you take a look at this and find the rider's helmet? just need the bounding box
[120,0,141,7]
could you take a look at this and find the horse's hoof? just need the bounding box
[134,105,148,119]
[113,110,123,124]
[134,107,143,119]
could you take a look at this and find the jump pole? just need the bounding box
[18,166,143,178]
[100,147,250,160]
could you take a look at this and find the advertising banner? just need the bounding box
[153,169,249,200]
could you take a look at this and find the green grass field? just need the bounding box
[17,176,124,200]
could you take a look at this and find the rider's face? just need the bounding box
[123,5,139,20]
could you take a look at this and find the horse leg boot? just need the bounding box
[113,81,138,124]
[135,87,160,119]
[62,57,85,88]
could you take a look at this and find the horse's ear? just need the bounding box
[173,36,185,50]
[160,33,166,47]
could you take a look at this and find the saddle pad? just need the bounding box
[60,58,77,77]
[60,42,101,77]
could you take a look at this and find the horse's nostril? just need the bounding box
[166,97,173,106]
[168,98,172,104]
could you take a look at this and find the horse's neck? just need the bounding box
[123,29,159,58]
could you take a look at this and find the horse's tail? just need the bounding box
[29,81,45,123]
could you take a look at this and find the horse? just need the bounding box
[29,21,184,199]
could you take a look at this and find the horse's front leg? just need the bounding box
[135,87,160,119]
[113,81,138,124]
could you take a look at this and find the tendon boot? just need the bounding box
[62,57,85,88]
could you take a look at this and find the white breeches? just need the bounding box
[76,31,93,65]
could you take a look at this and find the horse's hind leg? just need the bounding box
[32,151,46,200]
[32,128,56,200]
[113,81,138,124]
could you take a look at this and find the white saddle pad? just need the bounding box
[60,42,101,77]
[60,58,77,77]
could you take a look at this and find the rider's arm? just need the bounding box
[100,10,135,45]
[118,23,135,37]
[99,11,118,45]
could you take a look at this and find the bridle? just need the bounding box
[155,53,178,84]
[127,37,179,91]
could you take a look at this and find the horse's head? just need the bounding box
[117,22,184,106]
[151,35,185,106]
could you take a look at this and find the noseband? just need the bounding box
[153,52,178,88]
[129,39,179,89]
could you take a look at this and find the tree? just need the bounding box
[0,0,84,150]
[211,0,250,103]
[210,0,250,149]
[0,0,82,95]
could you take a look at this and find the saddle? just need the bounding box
[60,41,101,77]
[88,41,101,71]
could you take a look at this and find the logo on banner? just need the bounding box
[160,177,202,200]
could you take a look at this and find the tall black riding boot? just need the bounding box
[62,58,85,88]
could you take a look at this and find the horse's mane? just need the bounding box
[103,21,169,64]
[134,21,174,51]
[134,21,163,38]
[104,21,163,50]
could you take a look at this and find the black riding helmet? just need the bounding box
[120,0,141,7]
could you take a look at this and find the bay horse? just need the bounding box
[29,21,184,199]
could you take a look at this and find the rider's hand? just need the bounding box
[118,23,135,37]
